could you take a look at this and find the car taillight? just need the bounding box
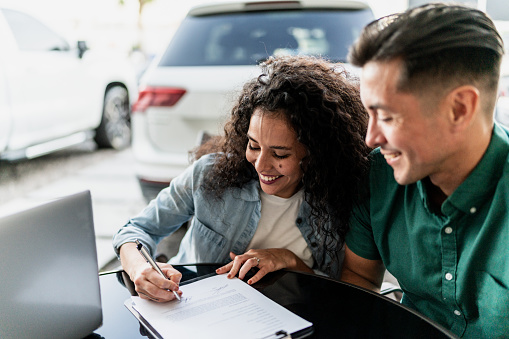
[132,86,186,113]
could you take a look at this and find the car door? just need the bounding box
[1,8,96,150]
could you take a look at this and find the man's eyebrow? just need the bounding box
[247,134,291,150]
[368,103,391,111]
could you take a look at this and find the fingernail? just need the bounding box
[248,280,252,285]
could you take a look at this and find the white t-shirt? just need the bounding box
[247,189,314,267]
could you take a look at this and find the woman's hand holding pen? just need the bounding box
[120,242,182,302]
[216,248,313,285]
[132,261,182,302]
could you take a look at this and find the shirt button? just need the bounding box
[454,310,461,316]
[470,207,477,214]
[445,273,453,281]
[296,218,303,224]
[444,227,453,234]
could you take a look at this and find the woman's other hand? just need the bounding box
[216,248,313,285]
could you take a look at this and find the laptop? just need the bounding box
[0,190,102,338]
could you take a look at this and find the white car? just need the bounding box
[132,0,375,201]
[495,20,509,129]
[0,8,137,161]
[497,64,509,128]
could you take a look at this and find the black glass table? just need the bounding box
[90,264,458,338]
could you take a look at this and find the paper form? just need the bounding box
[126,274,312,338]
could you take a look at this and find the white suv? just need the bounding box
[132,0,375,201]
[495,21,509,129]
[0,8,137,161]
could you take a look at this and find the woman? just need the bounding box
[113,55,370,302]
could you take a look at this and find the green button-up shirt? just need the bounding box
[346,124,509,338]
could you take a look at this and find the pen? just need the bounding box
[135,239,181,301]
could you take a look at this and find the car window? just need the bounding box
[159,9,373,66]
[1,8,70,52]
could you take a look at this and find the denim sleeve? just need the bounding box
[112,154,215,258]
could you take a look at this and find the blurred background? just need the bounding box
[2,0,506,79]
[0,0,408,70]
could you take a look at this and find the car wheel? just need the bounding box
[94,86,131,149]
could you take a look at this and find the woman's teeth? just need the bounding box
[260,174,282,181]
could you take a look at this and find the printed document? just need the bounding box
[124,274,312,338]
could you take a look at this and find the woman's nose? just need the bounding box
[255,150,272,172]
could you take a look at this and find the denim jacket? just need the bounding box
[113,153,342,278]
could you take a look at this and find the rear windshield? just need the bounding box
[159,9,374,66]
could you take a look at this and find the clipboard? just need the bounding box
[124,299,314,339]
[261,328,314,338]
[124,299,163,339]
[123,274,314,339]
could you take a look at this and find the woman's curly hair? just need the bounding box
[199,55,370,272]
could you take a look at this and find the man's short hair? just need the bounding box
[348,3,505,112]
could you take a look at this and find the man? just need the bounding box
[341,3,508,338]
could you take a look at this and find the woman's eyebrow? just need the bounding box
[270,145,291,150]
[247,134,292,150]
[247,134,257,142]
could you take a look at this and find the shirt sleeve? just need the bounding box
[345,157,382,261]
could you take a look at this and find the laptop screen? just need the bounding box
[0,190,102,338]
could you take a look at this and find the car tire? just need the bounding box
[94,86,131,150]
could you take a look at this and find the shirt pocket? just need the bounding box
[190,218,227,262]
[477,271,509,338]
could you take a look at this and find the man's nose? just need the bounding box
[365,119,385,148]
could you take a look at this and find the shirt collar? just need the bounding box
[442,123,509,215]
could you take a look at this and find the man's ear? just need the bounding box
[447,85,479,128]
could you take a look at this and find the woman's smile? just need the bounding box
[259,173,283,184]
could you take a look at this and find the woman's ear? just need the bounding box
[299,152,311,173]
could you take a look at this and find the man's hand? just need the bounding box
[341,245,385,292]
